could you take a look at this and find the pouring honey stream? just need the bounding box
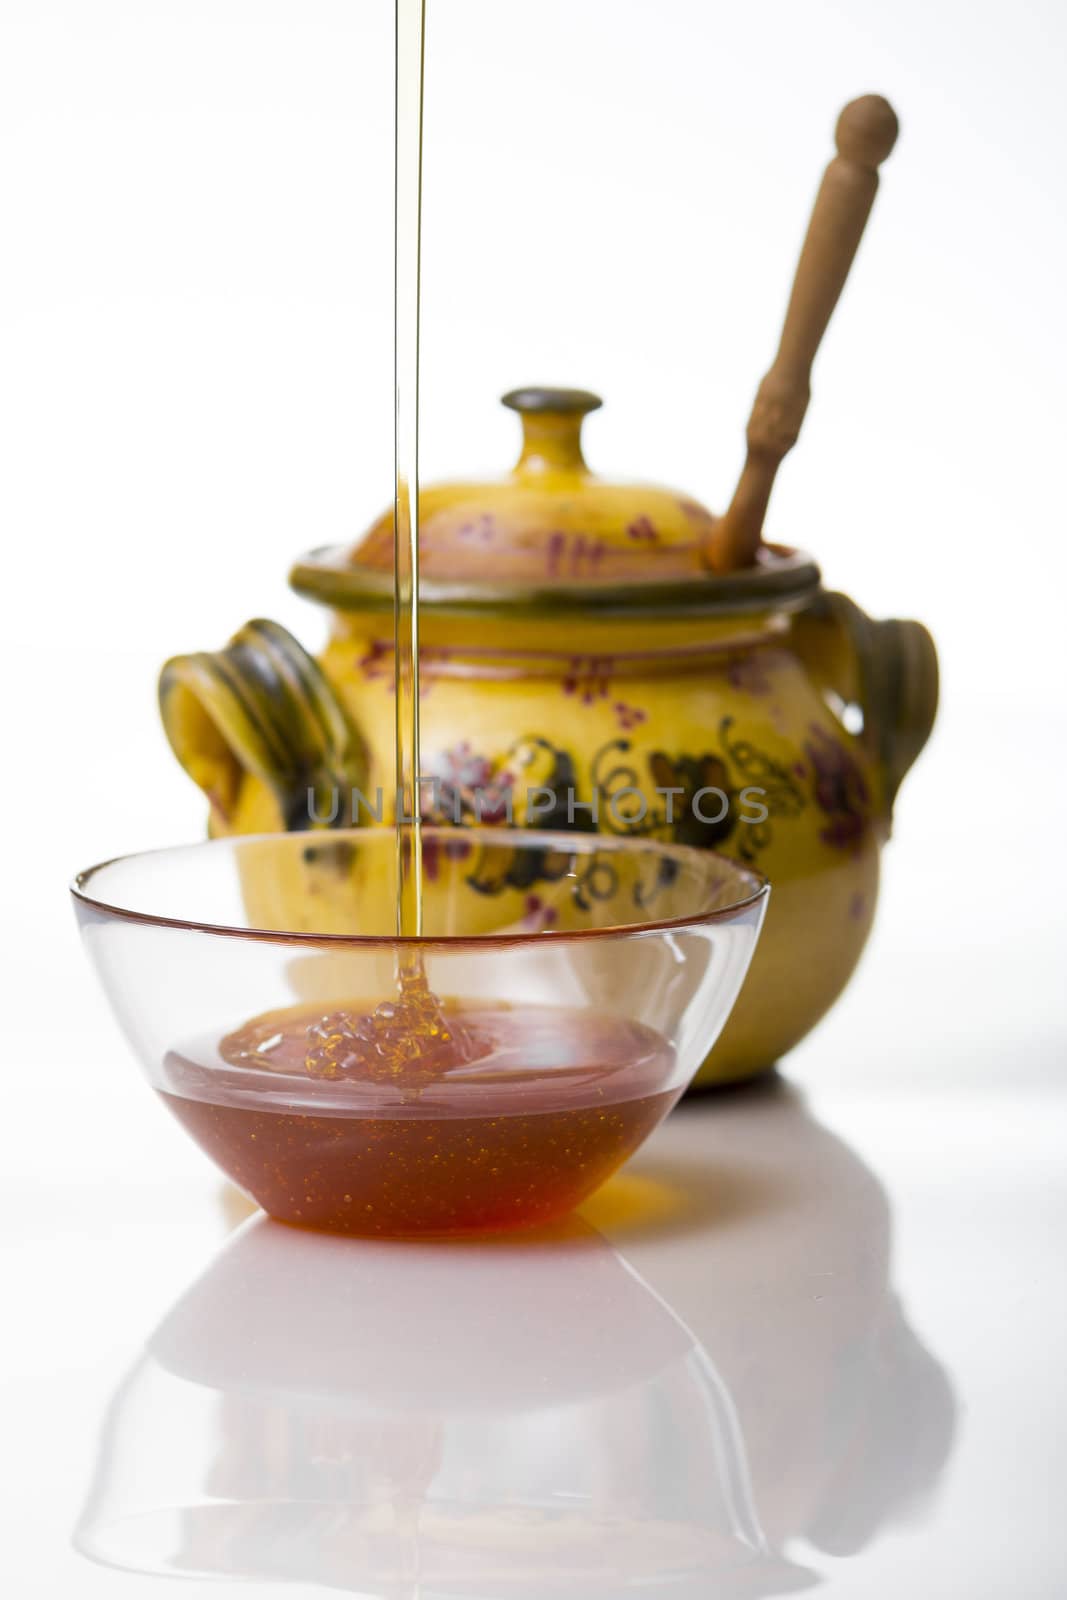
[302,0,468,1097]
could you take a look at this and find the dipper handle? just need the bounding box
[705,94,899,572]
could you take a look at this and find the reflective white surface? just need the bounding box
[7,1056,1065,1597]
[77,1218,781,1592]
[4,3,1067,1592]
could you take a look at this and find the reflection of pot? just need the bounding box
[157,96,938,1088]
[587,1080,958,1563]
[76,1222,809,1596]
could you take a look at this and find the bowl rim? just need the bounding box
[70,827,769,949]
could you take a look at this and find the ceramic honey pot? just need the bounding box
[159,94,938,1087]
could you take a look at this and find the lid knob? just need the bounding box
[502,386,602,475]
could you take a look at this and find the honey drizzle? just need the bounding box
[305,0,458,1088]
[393,0,426,945]
[389,0,453,1060]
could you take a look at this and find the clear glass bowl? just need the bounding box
[72,827,767,1237]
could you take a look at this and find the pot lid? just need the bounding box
[290,388,820,616]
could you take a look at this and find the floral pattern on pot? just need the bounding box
[413,709,868,915]
[560,655,648,732]
[803,723,873,852]
[588,721,808,866]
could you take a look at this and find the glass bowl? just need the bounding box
[72,827,767,1237]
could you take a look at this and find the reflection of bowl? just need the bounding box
[72,828,766,1236]
[76,1217,811,1596]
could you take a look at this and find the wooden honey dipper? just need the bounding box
[705,94,899,573]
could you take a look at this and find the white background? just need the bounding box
[1,0,1064,1080]
[2,0,1066,859]
[1,2,1066,1595]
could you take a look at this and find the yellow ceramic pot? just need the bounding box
[159,389,937,1087]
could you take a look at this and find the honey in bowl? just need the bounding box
[72,827,767,1238]
[161,1000,676,1237]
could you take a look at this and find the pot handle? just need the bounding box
[159,618,369,832]
[794,592,938,817]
